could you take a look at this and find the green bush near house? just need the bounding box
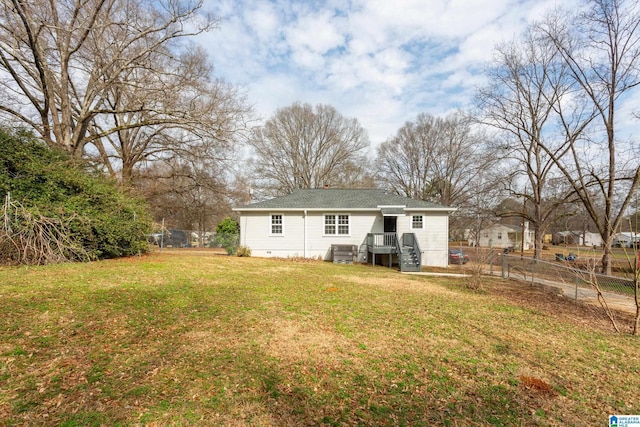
[215,217,240,255]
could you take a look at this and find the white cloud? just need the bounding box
[285,11,345,55]
[244,2,280,40]
[198,0,577,145]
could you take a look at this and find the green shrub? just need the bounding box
[215,217,239,255]
[0,128,152,263]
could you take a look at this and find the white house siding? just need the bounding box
[305,211,379,260]
[475,224,534,250]
[239,211,305,258]
[239,210,449,267]
[400,212,449,267]
[582,232,602,247]
[240,211,380,260]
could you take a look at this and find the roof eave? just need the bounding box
[404,207,457,213]
[234,206,456,213]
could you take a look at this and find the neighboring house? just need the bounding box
[613,232,640,248]
[233,188,456,269]
[553,231,603,247]
[471,223,534,250]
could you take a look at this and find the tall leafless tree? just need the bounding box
[477,30,577,259]
[377,112,489,207]
[0,0,216,158]
[248,103,371,196]
[534,0,640,274]
[135,155,234,241]
[90,47,250,186]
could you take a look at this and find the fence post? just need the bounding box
[489,248,494,276]
[574,276,579,302]
[501,253,506,278]
[160,218,165,252]
[531,258,536,285]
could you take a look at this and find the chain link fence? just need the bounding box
[148,229,240,254]
[499,253,638,313]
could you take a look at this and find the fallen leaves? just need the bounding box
[519,375,557,396]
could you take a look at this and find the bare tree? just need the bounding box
[477,30,576,258]
[0,0,215,157]
[91,48,250,186]
[136,156,233,241]
[535,0,640,274]
[377,112,490,207]
[248,103,371,196]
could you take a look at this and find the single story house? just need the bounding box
[471,223,534,250]
[613,232,640,248]
[553,231,603,247]
[233,188,456,269]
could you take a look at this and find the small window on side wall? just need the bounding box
[412,215,423,229]
[271,214,283,235]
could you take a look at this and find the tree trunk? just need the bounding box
[534,224,543,260]
[634,277,640,336]
[601,245,612,276]
[601,231,614,276]
[634,254,639,336]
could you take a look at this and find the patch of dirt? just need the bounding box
[482,278,638,334]
[338,274,461,297]
[258,318,356,366]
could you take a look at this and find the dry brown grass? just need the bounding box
[1,252,639,426]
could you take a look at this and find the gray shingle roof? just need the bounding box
[234,189,453,211]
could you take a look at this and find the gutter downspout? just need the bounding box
[243,215,247,246]
[303,210,307,258]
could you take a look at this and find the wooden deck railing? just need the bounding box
[366,232,422,269]
[402,233,421,252]
[366,232,398,249]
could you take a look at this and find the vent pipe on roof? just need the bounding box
[323,184,329,189]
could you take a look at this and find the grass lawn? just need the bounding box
[1,250,639,426]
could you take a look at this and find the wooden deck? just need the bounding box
[366,233,421,271]
[366,232,399,254]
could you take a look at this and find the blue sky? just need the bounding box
[196,0,570,146]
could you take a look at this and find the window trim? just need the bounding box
[270,213,284,236]
[411,214,424,230]
[324,213,350,236]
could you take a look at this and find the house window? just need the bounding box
[412,215,423,229]
[497,231,502,239]
[271,214,283,235]
[337,215,349,235]
[324,215,335,234]
[325,214,349,235]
